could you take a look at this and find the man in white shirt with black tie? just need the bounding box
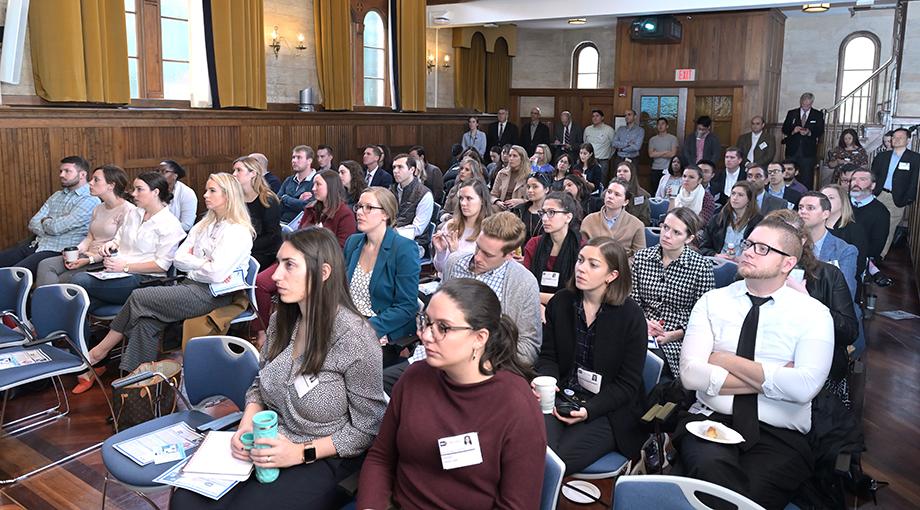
[677,218,833,509]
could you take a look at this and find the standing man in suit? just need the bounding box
[553,110,583,159]
[363,145,393,188]
[737,116,776,170]
[746,164,790,215]
[870,127,920,258]
[487,107,519,149]
[798,191,859,298]
[710,147,747,206]
[519,107,551,155]
[781,92,825,190]
[682,116,722,166]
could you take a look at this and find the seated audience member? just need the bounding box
[826,128,868,172]
[344,188,420,363]
[409,145,444,204]
[797,192,858,298]
[848,168,890,284]
[530,144,554,174]
[315,144,335,172]
[699,181,762,257]
[363,145,393,188]
[249,152,282,193]
[671,165,717,225]
[377,144,393,175]
[656,155,685,199]
[833,162,858,189]
[766,210,858,407]
[485,145,502,181]
[537,237,648,475]
[697,159,717,196]
[233,156,282,269]
[490,145,530,211]
[573,143,605,192]
[581,178,646,256]
[433,180,492,274]
[445,147,483,191]
[442,158,485,222]
[390,154,434,249]
[460,116,487,158]
[616,160,652,226]
[677,218,833,509]
[551,152,573,191]
[821,183,868,279]
[512,172,550,240]
[160,160,198,231]
[445,143,466,180]
[80,173,253,380]
[172,228,386,510]
[765,162,802,206]
[278,145,318,224]
[782,159,808,194]
[358,279,546,510]
[35,165,135,286]
[337,160,366,207]
[0,156,100,273]
[523,192,581,305]
[254,170,356,345]
[681,115,721,167]
[562,173,598,220]
[632,208,714,380]
[746,164,790,214]
[710,148,747,206]
[487,144,511,188]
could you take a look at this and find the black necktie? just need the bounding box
[564,126,570,145]
[498,123,504,140]
[733,293,772,450]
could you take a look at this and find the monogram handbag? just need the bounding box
[111,359,182,430]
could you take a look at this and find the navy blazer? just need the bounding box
[367,168,394,188]
[818,232,859,300]
[344,228,420,341]
[871,149,920,207]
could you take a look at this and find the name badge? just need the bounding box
[294,374,319,398]
[689,401,714,416]
[898,162,910,170]
[758,141,768,150]
[809,120,816,123]
[577,367,602,394]
[438,432,483,470]
[541,271,560,288]
[634,196,645,205]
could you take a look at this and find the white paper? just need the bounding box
[153,458,240,500]
[0,349,51,371]
[87,271,133,280]
[182,431,253,479]
[418,281,442,295]
[877,310,920,321]
[113,422,204,466]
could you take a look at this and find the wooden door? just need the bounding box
[686,87,744,158]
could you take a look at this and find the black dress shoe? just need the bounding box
[874,273,893,287]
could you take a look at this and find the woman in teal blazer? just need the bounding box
[344,188,420,349]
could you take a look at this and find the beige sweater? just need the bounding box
[580,209,646,256]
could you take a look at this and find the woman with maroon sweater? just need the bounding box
[253,170,356,345]
[358,278,546,509]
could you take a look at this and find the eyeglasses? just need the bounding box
[739,239,792,257]
[767,169,783,175]
[538,209,569,219]
[416,313,474,340]
[353,203,385,214]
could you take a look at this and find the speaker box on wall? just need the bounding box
[1,0,31,85]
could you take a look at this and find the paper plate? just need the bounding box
[686,420,745,444]
[562,480,601,504]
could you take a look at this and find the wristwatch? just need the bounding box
[302,442,316,464]
[123,264,130,273]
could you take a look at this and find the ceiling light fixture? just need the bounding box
[567,18,587,25]
[802,3,831,13]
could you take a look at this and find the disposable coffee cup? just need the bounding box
[532,376,557,414]
[62,247,79,263]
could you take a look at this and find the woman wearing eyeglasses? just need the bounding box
[522,192,582,306]
[358,278,546,509]
[536,237,648,475]
[632,208,714,381]
[344,188,421,366]
[159,160,198,231]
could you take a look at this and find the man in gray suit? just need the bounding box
[746,164,790,215]
[736,116,776,170]
[553,110,583,158]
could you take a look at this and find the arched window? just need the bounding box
[835,32,880,123]
[362,11,386,107]
[572,42,599,89]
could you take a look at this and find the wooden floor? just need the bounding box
[1,246,918,509]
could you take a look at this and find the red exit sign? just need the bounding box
[675,68,696,81]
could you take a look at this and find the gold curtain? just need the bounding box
[314,0,353,110]
[209,0,266,109]
[454,33,486,112]
[29,0,129,103]
[396,0,426,111]
[485,37,511,113]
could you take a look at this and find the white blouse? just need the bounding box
[168,180,199,231]
[112,207,186,274]
[173,220,253,284]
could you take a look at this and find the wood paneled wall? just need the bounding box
[0,108,475,248]
[509,89,619,131]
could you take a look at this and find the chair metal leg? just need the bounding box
[0,440,103,485]
[1,377,70,437]
[101,473,109,510]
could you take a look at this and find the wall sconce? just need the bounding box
[268,26,306,58]
[427,53,451,73]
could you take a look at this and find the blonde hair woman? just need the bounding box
[81,173,255,383]
[491,145,530,211]
[233,156,282,268]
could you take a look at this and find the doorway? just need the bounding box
[687,87,743,157]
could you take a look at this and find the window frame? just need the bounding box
[572,42,599,90]
[126,0,192,106]
[834,31,881,123]
[351,1,391,109]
